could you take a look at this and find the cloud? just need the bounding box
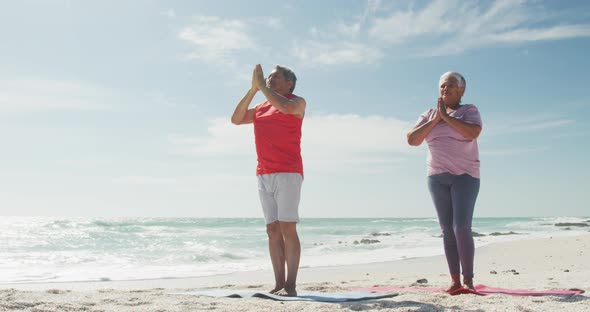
[484,24,590,43]
[482,146,549,156]
[485,115,575,136]
[164,9,176,18]
[170,117,255,156]
[115,176,176,185]
[366,0,590,56]
[0,79,116,111]
[172,114,415,173]
[291,41,383,66]
[303,114,415,173]
[179,16,256,65]
[176,2,590,67]
[254,17,282,30]
[368,0,457,43]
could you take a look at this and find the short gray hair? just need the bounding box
[275,65,297,93]
[439,71,466,89]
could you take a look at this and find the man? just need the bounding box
[231,64,306,296]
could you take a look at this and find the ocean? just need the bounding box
[0,216,588,284]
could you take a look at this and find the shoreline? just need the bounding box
[3,231,588,291]
[1,234,588,311]
[4,234,589,291]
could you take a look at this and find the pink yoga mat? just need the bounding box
[353,284,585,296]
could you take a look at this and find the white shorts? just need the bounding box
[257,173,303,224]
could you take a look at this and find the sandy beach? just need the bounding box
[1,234,588,311]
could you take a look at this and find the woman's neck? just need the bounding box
[446,102,461,110]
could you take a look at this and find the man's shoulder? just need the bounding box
[289,94,306,104]
[285,93,302,99]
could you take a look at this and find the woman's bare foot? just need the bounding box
[274,287,297,297]
[446,274,462,293]
[463,278,475,290]
[445,283,462,293]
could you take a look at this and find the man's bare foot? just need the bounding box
[269,286,283,294]
[445,283,462,293]
[274,287,297,297]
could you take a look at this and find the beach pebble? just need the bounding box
[564,269,570,272]
[490,270,497,274]
[46,289,67,294]
[354,239,380,244]
[416,278,428,284]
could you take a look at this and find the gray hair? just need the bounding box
[275,65,297,93]
[439,71,466,89]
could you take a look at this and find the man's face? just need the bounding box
[439,77,465,106]
[267,69,292,94]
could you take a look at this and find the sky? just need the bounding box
[0,0,589,218]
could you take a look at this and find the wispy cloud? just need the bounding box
[291,41,383,66]
[172,114,415,173]
[170,117,255,156]
[179,16,256,65]
[0,79,116,111]
[114,176,176,185]
[367,0,590,56]
[368,0,458,43]
[300,0,590,62]
[482,146,549,156]
[486,116,575,136]
[485,24,590,43]
[164,9,176,18]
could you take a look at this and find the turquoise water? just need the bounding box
[0,216,588,283]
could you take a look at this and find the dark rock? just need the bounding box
[472,231,485,237]
[555,222,589,227]
[416,278,428,284]
[370,232,392,237]
[359,238,380,244]
[46,289,66,294]
[489,231,521,236]
[490,270,497,274]
[564,269,570,272]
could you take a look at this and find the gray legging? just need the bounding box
[428,173,480,279]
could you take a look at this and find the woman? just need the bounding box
[407,71,482,292]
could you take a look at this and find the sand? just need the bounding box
[1,234,588,311]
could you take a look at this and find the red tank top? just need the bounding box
[253,94,304,176]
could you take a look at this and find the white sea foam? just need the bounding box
[0,216,587,283]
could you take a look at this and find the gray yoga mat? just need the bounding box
[170,289,398,302]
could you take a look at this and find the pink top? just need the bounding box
[253,94,304,176]
[415,104,482,178]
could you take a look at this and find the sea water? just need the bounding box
[0,216,588,284]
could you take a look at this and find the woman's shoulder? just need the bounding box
[460,104,480,112]
[421,107,436,115]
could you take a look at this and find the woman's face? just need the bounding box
[439,77,465,106]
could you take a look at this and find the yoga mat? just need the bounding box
[352,284,585,296]
[169,289,398,302]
